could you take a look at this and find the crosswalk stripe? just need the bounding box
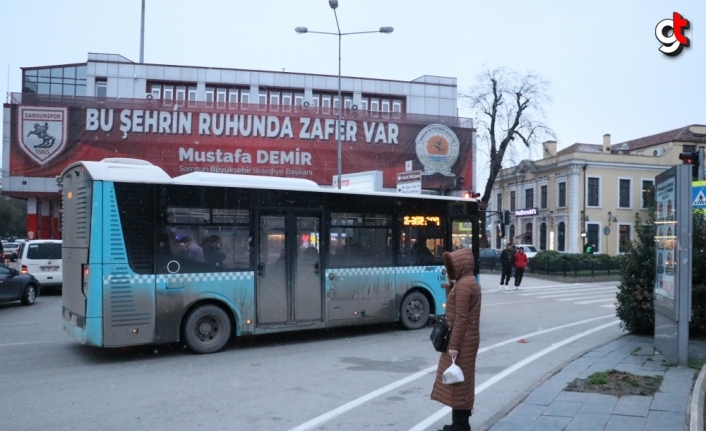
[576,298,617,305]
[519,288,617,298]
[556,295,615,302]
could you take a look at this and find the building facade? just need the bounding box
[490,125,706,255]
[2,53,476,239]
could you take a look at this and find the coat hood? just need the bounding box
[442,248,475,281]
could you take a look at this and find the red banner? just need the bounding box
[9,95,474,190]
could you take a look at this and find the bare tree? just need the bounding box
[461,66,555,206]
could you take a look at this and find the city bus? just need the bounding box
[60,158,479,353]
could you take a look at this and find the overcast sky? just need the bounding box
[2,0,703,187]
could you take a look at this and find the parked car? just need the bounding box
[479,248,502,268]
[518,244,539,259]
[0,263,40,305]
[2,242,21,262]
[12,240,63,289]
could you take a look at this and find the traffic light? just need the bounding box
[679,150,701,180]
[503,210,511,224]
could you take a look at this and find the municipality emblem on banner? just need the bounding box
[415,124,459,176]
[18,106,68,165]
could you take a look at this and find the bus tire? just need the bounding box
[184,304,232,354]
[400,291,430,330]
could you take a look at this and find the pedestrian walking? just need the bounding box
[513,247,528,289]
[499,243,515,290]
[430,247,482,431]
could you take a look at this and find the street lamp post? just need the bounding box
[296,0,393,189]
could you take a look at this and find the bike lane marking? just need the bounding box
[286,314,616,431]
[407,320,619,431]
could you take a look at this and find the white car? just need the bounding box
[13,240,63,289]
[518,245,539,259]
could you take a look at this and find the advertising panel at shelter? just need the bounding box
[8,95,474,191]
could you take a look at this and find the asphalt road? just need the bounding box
[0,275,625,431]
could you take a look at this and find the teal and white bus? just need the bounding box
[61,158,479,353]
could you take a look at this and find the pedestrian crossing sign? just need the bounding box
[693,182,706,208]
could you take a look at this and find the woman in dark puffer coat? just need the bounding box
[430,248,482,431]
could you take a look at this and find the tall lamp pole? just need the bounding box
[296,0,393,189]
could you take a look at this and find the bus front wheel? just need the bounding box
[400,291,430,330]
[184,304,232,354]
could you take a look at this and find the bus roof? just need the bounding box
[61,158,476,202]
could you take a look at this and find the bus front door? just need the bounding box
[256,213,323,326]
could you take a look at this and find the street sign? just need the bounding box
[397,170,422,194]
[692,180,706,208]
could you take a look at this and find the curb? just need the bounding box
[691,364,706,431]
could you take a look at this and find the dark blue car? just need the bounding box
[0,263,40,306]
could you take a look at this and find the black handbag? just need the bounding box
[430,315,452,352]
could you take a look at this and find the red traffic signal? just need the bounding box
[679,151,698,164]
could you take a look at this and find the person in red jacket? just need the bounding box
[513,247,528,289]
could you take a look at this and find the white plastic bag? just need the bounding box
[442,355,464,384]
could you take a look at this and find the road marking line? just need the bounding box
[483,300,540,307]
[575,298,618,305]
[285,314,616,431]
[555,295,615,302]
[519,287,617,298]
[407,320,619,431]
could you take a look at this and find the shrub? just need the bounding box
[615,208,706,335]
[615,211,655,334]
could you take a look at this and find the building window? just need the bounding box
[370,99,379,112]
[558,222,565,251]
[344,97,353,109]
[496,193,502,212]
[216,88,227,103]
[393,101,402,112]
[149,84,160,99]
[381,100,390,112]
[270,92,280,106]
[619,225,631,253]
[321,95,331,108]
[524,223,533,244]
[360,98,369,111]
[586,223,600,252]
[642,180,655,209]
[95,79,107,97]
[228,89,239,103]
[525,188,534,209]
[558,182,566,207]
[294,93,304,106]
[176,86,186,101]
[163,85,174,100]
[188,87,197,101]
[540,223,547,250]
[510,191,516,211]
[619,179,631,208]
[587,177,600,207]
[205,87,215,102]
[541,185,548,209]
[241,92,250,104]
[282,93,292,106]
[23,64,87,96]
[258,90,267,105]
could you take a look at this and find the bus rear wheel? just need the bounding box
[400,291,430,330]
[184,304,232,354]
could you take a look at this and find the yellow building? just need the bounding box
[490,125,706,255]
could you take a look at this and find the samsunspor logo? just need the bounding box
[656,12,691,56]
